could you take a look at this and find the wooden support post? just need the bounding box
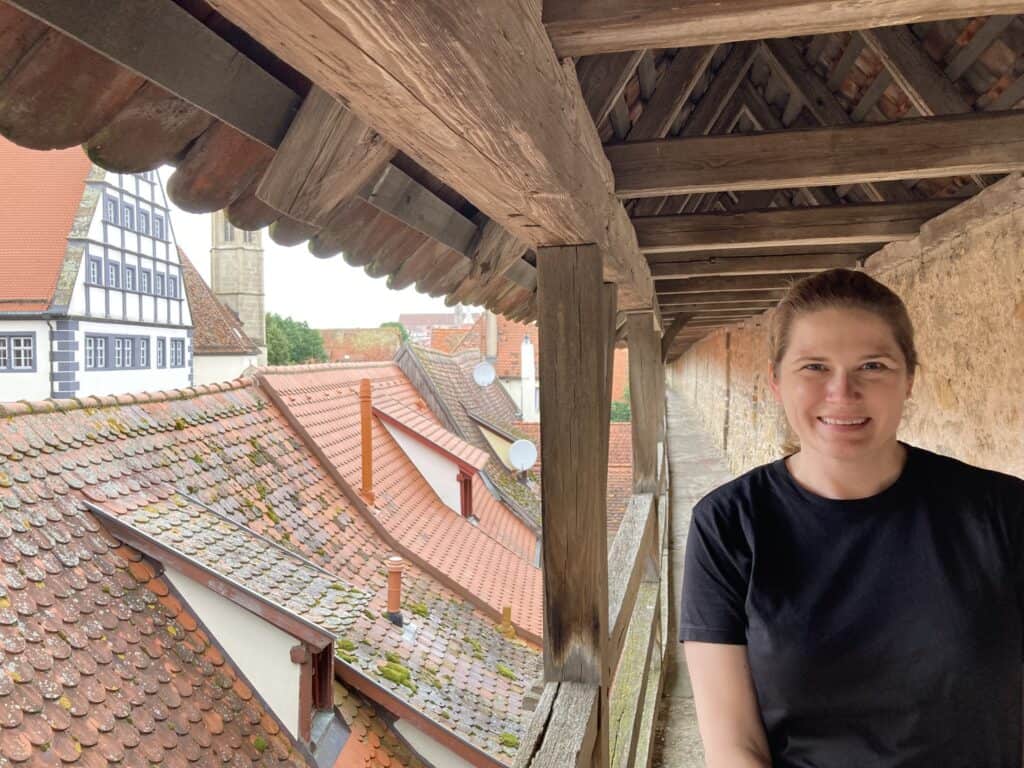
[538,244,614,768]
[627,312,662,493]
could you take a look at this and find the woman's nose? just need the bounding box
[826,371,860,400]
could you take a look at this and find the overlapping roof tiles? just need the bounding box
[374,398,490,473]
[179,249,261,356]
[0,378,541,764]
[257,364,543,642]
[453,315,538,380]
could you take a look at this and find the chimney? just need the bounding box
[385,556,404,626]
[520,334,537,421]
[360,378,374,504]
[485,311,498,360]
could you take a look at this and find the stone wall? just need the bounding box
[668,173,1024,479]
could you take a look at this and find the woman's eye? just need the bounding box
[801,363,827,372]
[862,361,887,371]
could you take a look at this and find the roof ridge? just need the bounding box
[257,360,396,374]
[0,377,255,418]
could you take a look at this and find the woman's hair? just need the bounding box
[769,268,918,373]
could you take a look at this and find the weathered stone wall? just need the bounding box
[669,173,1024,479]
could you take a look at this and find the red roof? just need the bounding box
[0,137,92,311]
[180,248,260,355]
[259,364,543,641]
[429,326,468,353]
[319,327,401,362]
[375,397,491,472]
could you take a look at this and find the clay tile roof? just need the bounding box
[397,313,458,330]
[318,327,402,362]
[0,379,540,764]
[0,137,92,312]
[455,315,538,379]
[375,397,490,471]
[179,248,260,355]
[428,326,468,353]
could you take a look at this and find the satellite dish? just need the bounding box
[473,361,496,387]
[509,439,538,472]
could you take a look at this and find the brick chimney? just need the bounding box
[359,378,374,504]
[385,556,404,626]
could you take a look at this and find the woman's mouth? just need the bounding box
[817,416,870,427]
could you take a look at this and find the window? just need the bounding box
[0,338,6,368]
[155,274,165,296]
[140,269,151,294]
[122,203,134,231]
[9,336,33,370]
[170,338,185,368]
[124,265,136,291]
[138,210,150,236]
[103,196,119,224]
[244,230,256,244]
[223,220,234,242]
[95,337,106,369]
[157,338,166,368]
[107,262,120,288]
[88,257,101,285]
[168,276,178,298]
[114,338,125,368]
[123,338,133,368]
[137,338,149,368]
[153,215,165,241]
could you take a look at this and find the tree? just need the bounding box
[380,321,410,343]
[266,313,327,365]
[610,386,631,422]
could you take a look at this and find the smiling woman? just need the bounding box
[680,269,1024,768]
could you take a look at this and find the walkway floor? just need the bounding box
[651,388,737,768]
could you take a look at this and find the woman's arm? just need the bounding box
[684,641,772,768]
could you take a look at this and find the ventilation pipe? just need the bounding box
[485,311,498,360]
[360,378,374,504]
[520,334,537,422]
[386,556,405,626]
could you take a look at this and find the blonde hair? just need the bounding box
[769,269,918,373]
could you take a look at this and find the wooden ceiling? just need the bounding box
[2,2,1023,358]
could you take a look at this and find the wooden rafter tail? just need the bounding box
[268,215,319,248]
[310,199,377,261]
[363,226,428,279]
[660,313,693,363]
[447,218,527,306]
[386,239,449,292]
[226,182,284,232]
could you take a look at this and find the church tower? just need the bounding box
[210,210,266,362]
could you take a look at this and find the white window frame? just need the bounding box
[138,338,148,368]
[124,265,136,292]
[157,338,166,369]
[86,337,96,369]
[155,274,165,296]
[168,276,178,298]
[0,338,7,368]
[140,270,151,294]
[10,336,33,370]
[123,338,133,368]
[95,337,106,369]
[88,258,100,284]
[114,338,124,368]
[107,262,120,288]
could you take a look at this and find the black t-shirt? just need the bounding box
[680,444,1024,768]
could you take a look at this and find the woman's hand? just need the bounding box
[684,641,772,767]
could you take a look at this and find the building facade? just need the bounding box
[210,209,266,362]
[0,139,193,402]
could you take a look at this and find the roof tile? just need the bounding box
[179,249,260,356]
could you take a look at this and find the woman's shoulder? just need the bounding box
[694,459,783,519]
[907,444,1024,506]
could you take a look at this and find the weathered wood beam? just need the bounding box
[609,111,1024,198]
[538,244,613,767]
[660,313,693,362]
[542,1,1024,56]
[607,494,657,670]
[627,316,662,493]
[647,243,870,263]
[514,683,601,768]
[945,16,1015,82]
[257,85,396,226]
[207,0,654,310]
[650,251,862,277]
[7,0,300,148]
[578,50,645,126]
[635,199,958,253]
[657,273,808,294]
[657,289,787,304]
[627,46,716,142]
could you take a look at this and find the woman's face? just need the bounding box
[769,307,914,464]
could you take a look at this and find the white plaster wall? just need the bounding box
[382,422,462,514]
[394,719,475,768]
[165,566,302,738]
[0,320,50,403]
[75,320,191,398]
[501,378,523,416]
[194,354,259,386]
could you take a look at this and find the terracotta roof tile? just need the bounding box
[374,398,490,471]
[179,249,260,355]
[0,138,92,312]
[319,328,401,363]
[454,316,538,379]
[428,326,468,353]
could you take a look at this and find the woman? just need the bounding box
[680,268,1024,767]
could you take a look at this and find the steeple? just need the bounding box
[209,210,266,361]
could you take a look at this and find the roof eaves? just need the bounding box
[373,403,490,472]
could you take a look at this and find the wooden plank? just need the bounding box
[608,582,659,768]
[627,315,662,493]
[634,199,958,253]
[578,50,645,125]
[256,85,396,226]
[609,110,1024,198]
[8,0,300,148]
[538,245,612,687]
[646,242,869,263]
[514,683,559,766]
[660,313,693,362]
[522,683,601,768]
[627,46,716,142]
[207,0,654,309]
[680,42,758,138]
[990,72,1024,110]
[828,34,865,91]
[607,495,657,672]
[945,16,1015,83]
[359,164,479,255]
[658,289,787,304]
[637,50,658,100]
[543,1,1024,56]
[448,218,529,305]
[650,251,862,276]
[850,70,893,121]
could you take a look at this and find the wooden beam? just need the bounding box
[577,50,645,126]
[7,0,300,148]
[657,289,787,304]
[627,315,661,493]
[609,111,1024,198]
[650,251,862,277]
[543,1,1024,56]
[647,243,870,263]
[635,199,958,253]
[660,313,693,362]
[945,16,1015,82]
[207,0,654,309]
[627,46,716,142]
[537,244,613,766]
[657,273,808,294]
[256,86,396,226]
[607,494,657,669]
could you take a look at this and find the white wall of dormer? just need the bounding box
[381,421,463,514]
[166,566,303,739]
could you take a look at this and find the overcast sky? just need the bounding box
[158,167,452,330]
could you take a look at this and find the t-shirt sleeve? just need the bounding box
[679,497,751,645]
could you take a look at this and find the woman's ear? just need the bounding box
[768,362,782,403]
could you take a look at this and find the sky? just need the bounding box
[158,167,452,329]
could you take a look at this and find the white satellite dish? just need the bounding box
[473,360,496,387]
[509,439,538,472]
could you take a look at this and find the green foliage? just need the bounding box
[377,660,417,693]
[252,736,268,753]
[499,733,520,749]
[610,386,631,422]
[496,663,517,681]
[380,321,410,343]
[408,601,429,618]
[266,312,327,365]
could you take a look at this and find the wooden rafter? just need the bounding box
[577,50,645,126]
[650,251,863,277]
[636,200,957,253]
[657,289,787,304]
[656,273,809,294]
[542,1,1024,56]
[626,46,716,142]
[609,111,1024,198]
